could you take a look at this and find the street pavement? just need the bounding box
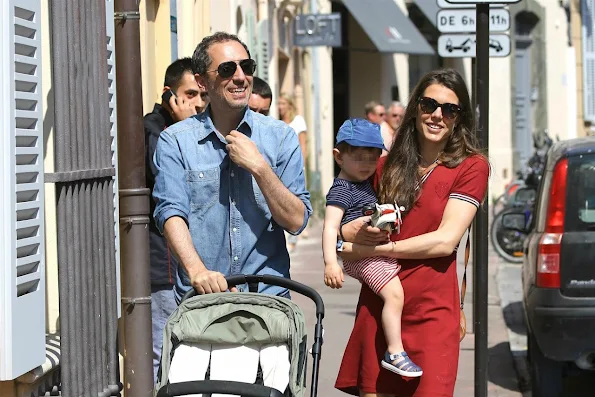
[289,218,523,397]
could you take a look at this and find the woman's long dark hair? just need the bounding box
[377,68,485,210]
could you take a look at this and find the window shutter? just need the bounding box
[106,0,122,318]
[246,9,257,64]
[0,0,46,380]
[257,19,270,81]
[582,0,595,122]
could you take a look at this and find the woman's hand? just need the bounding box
[340,216,389,245]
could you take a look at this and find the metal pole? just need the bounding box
[474,4,490,397]
[310,0,322,193]
[114,0,154,395]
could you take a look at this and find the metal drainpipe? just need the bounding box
[114,0,154,395]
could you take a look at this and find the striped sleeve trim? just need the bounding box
[449,193,480,208]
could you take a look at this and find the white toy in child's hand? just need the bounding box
[363,203,404,234]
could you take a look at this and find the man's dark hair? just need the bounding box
[252,76,272,100]
[192,32,252,75]
[164,57,194,91]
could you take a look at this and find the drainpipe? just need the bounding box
[114,0,154,396]
[310,0,322,194]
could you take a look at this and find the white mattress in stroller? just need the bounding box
[168,342,290,397]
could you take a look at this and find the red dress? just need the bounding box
[335,155,489,397]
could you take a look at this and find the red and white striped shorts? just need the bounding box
[342,257,401,295]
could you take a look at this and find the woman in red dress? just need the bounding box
[334,68,489,397]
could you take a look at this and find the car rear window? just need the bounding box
[565,153,595,232]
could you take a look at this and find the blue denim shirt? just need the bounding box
[153,106,312,300]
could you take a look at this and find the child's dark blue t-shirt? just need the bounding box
[325,178,377,225]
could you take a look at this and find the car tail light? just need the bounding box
[536,159,568,288]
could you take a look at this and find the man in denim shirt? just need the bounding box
[153,32,312,301]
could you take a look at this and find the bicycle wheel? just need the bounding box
[490,211,525,263]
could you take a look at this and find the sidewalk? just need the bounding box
[289,219,524,396]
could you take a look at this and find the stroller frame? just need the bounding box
[156,274,325,397]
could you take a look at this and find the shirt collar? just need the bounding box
[199,104,254,140]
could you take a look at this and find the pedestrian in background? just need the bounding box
[364,100,386,126]
[335,68,489,396]
[249,76,272,116]
[382,101,406,155]
[144,57,203,380]
[365,100,394,157]
[278,92,309,252]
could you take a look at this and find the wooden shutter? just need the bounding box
[0,0,46,380]
[582,0,595,122]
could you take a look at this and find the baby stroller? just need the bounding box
[155,274,325,397]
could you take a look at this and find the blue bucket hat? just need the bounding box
[335,118,387,151]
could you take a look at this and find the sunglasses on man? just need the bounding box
[207,59,257,79]
[418,97,462,121]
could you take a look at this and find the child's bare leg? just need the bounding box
[378,276,405,354]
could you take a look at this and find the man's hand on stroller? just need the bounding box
[189,268,238,294]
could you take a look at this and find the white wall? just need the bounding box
[541,0,570,141]
[211,0,232,33]
[317,0,336,195]
[488,56,513,199]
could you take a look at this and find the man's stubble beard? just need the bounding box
[207,81,250,111]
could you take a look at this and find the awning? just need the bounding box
[411,0,440,27]
[341,0,434,55]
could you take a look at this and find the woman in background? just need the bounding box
[279,93,309,251]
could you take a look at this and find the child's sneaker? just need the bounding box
[381,351,423,377]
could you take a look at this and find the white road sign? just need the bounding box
[437,0,504,7]
[444,0,520,4]
[437,34,511,57]
[437,8,510,33]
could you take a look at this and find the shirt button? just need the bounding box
[232,227,237,232]
[231,171,235,177]
[232,200,236,205]
[199,172,204,178]
[234,256,238,261]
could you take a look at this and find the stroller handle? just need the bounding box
[156,380,284,397]
[181,274,325,318]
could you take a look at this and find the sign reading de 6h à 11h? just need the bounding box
[437,8,510,33]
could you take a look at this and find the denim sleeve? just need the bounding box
[276,126,312,235]
[152,130,190,234]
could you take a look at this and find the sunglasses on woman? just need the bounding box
[207,59,257,79]
[418,96,462,121]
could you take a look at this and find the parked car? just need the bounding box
[500,137,595,396]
